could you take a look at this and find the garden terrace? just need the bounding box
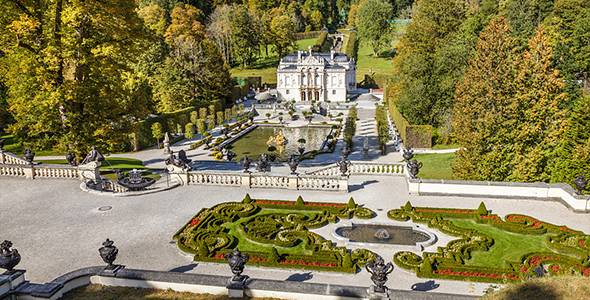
[390,202,590,283]
[174,195,376,273]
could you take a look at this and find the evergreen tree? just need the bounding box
[509,27,568,182]
[452,17,518,181]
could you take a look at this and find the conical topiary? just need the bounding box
[420,258,433,275]
[269,247,280,263]
[477,201,488,216]
[198,243,210,258]
[243,194,252,203]
[347,197,357,209]
[296,195,304,206]
[342,251,353,269]
[404,201,413,211]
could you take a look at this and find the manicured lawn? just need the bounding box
[414,153,455,180]
[432,143,460,150]
[230,38,317,85]
[63,284,281,300]
[355,41,394,82]
[36,157,146,170]
[452,219,555,268]
[0,134,62,156]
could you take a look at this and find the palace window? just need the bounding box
[332,90,336,95]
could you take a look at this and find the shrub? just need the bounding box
[342,251,353,269]
[269,247,280,263]
[185,123,195,139]
[216,111,224,125]
[404,201,413,211]
[296,196,305,206]
[478,202,488,216]
[151,122,164,148]
[243,194,252,204]
[196,119,206,135]
[199,107,208,119]
[313,31,328,52]
[190,111,198,124]
[347,197,357,209]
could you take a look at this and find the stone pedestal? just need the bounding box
[226,276,248,299]
[23,166,34,179]
[339,176,349,192]
[0,150,5,164]
[288,175,298,190]
[241,173,252,189]
[367,286,390,300]
[0,270,26,298]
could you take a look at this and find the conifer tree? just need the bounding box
[452,17,518,181]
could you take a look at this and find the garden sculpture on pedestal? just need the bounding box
[407,159,422,179]
[99,239,120,271]
[573,176,588,195]
[166,151,191,171]
[177,150,192,166]
[241,156,251,173]
[226,150,236,162]
[288,155,299,175]
[23,148,35,164]
[0,240,21,272]
[256,154,271,172]
[81,146,105,165]
[163,132,171,154]
[65,152,77,166]
[225,249,249,283]
[337,156,352,176]
[366,256,394,295]
[402,148,414,161]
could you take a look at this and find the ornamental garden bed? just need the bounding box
[390,202,590,283]
[174,195,376,273]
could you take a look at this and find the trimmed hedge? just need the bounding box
[174,196,377,273]
[385,86,432,148]
[295,31,322,40]
[312,31,328,52]
[344,31,358,61]
[389,203,590,283]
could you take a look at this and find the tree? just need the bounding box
[347,4,359,27]
[501,0,554,43]
[2,0,152,155]
[356,0,394,55]
[207,5,234,64]
[199,107,208,119]
[216,111,224,125]
[508,27,569,182]
[185,123,195,139]
[190,111,198,124]
[152,122,164,148]
[270,15,296,59]
[207,115,215,130]
[230,6,260,67]
[452,17,518,181]
[196,118,206,135]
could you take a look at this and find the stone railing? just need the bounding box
[0,163,80,180]
[0,164,27,177]
[166,166,347,192]
[306,161,406,177]
[0,150,29,165]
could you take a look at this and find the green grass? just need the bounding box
[0,134,62,156]
[432,143,460,150]
[36,157,146,170]
[451,219,555,268]
[355,41,395,82]
[230,38,317,85]
[414,153,455,180]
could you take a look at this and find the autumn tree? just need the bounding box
[270,15,296,59]
[1,0,152,156]
[452,17,518,181]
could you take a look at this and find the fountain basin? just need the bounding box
[332,222,437,250]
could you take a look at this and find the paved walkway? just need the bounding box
[1,176,589,297]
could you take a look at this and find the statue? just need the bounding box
[225,249,249,283]
[288,155,299,175]
[99,239,119,269]
[165,150,191,170]
[256,154,271,173]
[81,146,105,165]
[407,159,422,179]
[336,156,352,176]
[402,148,414,161]
[66,152,77,166]
[365,256,394,294]
[574,176,588,195]
[363,137,370,158]
[226,150,236,162]
[0,240,21,272]
[241,156,251,173]
[23,148,35,164]
[163,132,171,154]
[177,149,192,165]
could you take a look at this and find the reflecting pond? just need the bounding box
[335,224,431,245]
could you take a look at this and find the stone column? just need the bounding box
[339,176,349,192]
[288,175,298,190]
[241,173,251,189]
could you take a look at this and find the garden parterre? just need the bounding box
[390,202,590,283]
[174,195,376,273]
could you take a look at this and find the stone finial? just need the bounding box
[0,240,21,272]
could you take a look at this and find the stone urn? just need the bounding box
[0,240,21,272]
[288,155,299,175]
[23,149,35,164]
[241,156,251,173]
[403,148,414,161]
[99,239,118,267]
[365,256,394,294]
[573,176,588,195]
[225,249,249,282]
[407,159,423,179]
[337,156,352,176]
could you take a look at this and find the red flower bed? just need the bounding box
[255,200,294,206]
[582,268,590,277]
[280,259,338,268]
[415,208,474,214]
[528,255,560,267]
[480,215,501,220]
[550,265,560,273]
[435,269,519,281]
[520,266,528,273]
[579,239,587,248]
[190,218,200,227]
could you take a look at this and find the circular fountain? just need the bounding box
[333,222,437,250]
[117,169,156,191]
[374,228,391,240]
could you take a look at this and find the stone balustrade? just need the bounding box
[0,150,29,165]
[306,161,406,177]
[34,165,79,179]
[249,174,290,189]
[0,164,26,177]
[189,172,243,186]
[102,180,129,193]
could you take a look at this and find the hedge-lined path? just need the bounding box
[2,175,589,297]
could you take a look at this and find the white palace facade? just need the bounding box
[276,50,356,103]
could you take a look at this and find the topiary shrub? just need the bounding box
[347,197,357,209]
[478,202,488,216]
[197,243,210,258]
[296,196,304,206]
[342,251,353,269]
[420,258,433,276]
[404,201,413,211]
[243,194,252,203]
[269,247,280,263]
